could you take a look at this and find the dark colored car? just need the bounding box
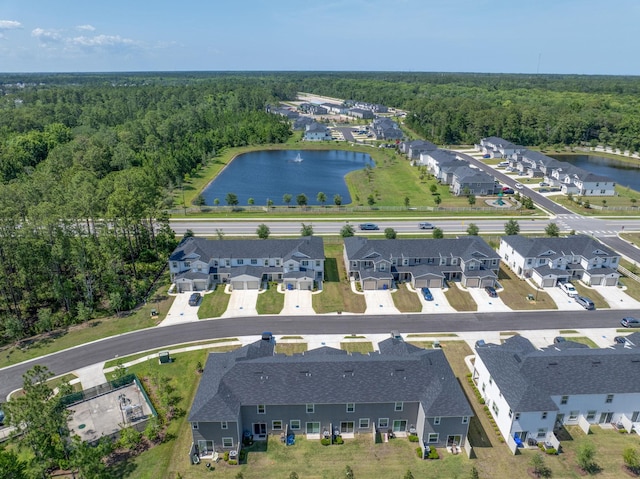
[621,317,640,328]
[614,336,628,345]
[359,223,379,230]
[501,188,514,194]
[575,296,595,310]
[485,286,498,298]
[553,336,567,344]
[421,287,434,301]
[188,292,202,306]
[0,407,4,426]
[475,339,487,348]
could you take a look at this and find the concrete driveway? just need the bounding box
[466,287,512,312]
[544,286,585,311]
[364,290,400,314]
[590,285,640,309]
[281,289,315,315]
[222,289,259,318]
[159,292,200,327]
[419,288,456,313]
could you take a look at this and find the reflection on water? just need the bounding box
[203,149,374,205]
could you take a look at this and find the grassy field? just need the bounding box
[275,342,308,355]
[0,284,173,369]
[497,265,557,310]
[392,284,423,312]
[256,283,285,314]
[567,336,599,348]
[444,285,478,311]
[547,184,640,216]
[312,243,366,314]
[197,284,231,318]
[339,341,374,354]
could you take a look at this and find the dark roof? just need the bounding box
[175,271,210,281]
[500,234,617,260]
[190,339,473,422]
[476,335,640,412]
[344,237,499,264]
[170,236,325,263]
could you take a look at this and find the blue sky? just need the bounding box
[1,0,638,74]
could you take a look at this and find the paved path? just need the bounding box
[73,362,108,390]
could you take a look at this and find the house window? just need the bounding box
[586,411,596,421]
[306,404,315,414]
[378,418,389,429]
[509,409,513,418]
[184,261,191,268]
[306,422,320,434]
[302,260,309,266]
[542,412,547,420]
[394,402,403,412]
[290,420,301,430]
[221,421,228,429]
[482,383,486,393]
[492,403,499,416]
[569,411,579,421]
[606,394,614,403]
[515,413,520,420]
[257,405,266,414]
[433,417,441,425]
[272,420,283,430]
[237,259,244,265]
[222,437,234,448]
[632,411,640,422]
[462,416,469,424]
[428,433,439,443]
[561,395,569,405]
[346,403,355,413]
[264,260,269,266]
[489,377,493,385]
[316,260,320,267]
[172,262,178,268]
[275,260,281,266]
[536,429,547,438]
[359,418,370,429]
[251,259,257,265]
[191,422,198,429]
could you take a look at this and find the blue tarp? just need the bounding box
[514,435,524,447]
[286,434,295,446]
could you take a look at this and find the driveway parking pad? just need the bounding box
[159,293,200,326]
[282,289,315,315]
[544,286,584,311]
[222,290,259,318]
[419,288,456,313]
[590,285,640,309]
[466,287,512,312]
[364,290,400,314]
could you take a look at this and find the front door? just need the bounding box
[555,414,565,427]
[253,423,267,436]
[447,435,462,446]
[599,412,613,424]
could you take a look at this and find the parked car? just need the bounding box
[421,287,434,301]
[359,223,379,230]
[538,182,549,187]
[575,296,595,310]
[475,339,487,348]
[515,182,524,189]
[553,336,567,344]
[501,187,514,194]
[0,406,4,426]
[621,317,640,328]
[188,292,202,306]
[485,286,498,298]
[419,222,435,230]
[390,330,403,341]
[558,282,578,297]
[614,336,628,345]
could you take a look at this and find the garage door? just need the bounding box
[480,278,494,288]
[590,276,603,286]
[428,278,443,288]
[466,278,480,288]
[231,281,245,290]
[178,282,192,293]
[299,280,313,290]
[542,278,555,288]
[605,277,618,286]
[246,281,260,290]
[363,280,377,290]
[193,280,207,291]
[414,279,427,289]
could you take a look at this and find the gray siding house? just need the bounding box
[169,236,325,292]
[343,237,500,290]
[188,338,473,460]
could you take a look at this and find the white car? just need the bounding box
[515,182,523,189]
[559,282,578,297]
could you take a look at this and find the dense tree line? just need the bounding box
[0,75,292,344]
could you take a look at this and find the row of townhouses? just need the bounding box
[477,137,616,196]
[169,234,619,294]
[188,332,640,460]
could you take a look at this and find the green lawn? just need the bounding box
[0,284,173,369]
[444,285,477,311]
[275,343,308,355]
[547,184,640,216]
[392,284,423,312]
[340,341,374,354]
[573,283,609,309]
[312,243,366,314]
[197,284,231,318]
[256,283,284,315]
[497,265,557,310]
[567,336,599,348]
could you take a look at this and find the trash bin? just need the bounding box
[159,351,171,364]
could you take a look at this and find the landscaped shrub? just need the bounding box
[408,435,419,442]
[239,450,247,461]
[416,447,423,458]
[228,459,238,465]
[321,438,331,446]
[427,446,439,460]
[224,451,230,461]
[545,448,557,455]
[335,436,344,445]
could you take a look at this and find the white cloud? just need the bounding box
[0,20,22,30]
[32,28,63,44]
[76,24,96,31]
[69,34,136,48]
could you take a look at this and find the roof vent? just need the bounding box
[548,362,558,366]
[514,354,521,363]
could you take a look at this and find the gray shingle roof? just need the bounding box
[476,335,640,412]
[500,234,616,260]
[190,339,473,422]
[170,236,325,263]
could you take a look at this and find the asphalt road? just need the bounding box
[2,309,638,401]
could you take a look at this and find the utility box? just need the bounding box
[159,351,171,364]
